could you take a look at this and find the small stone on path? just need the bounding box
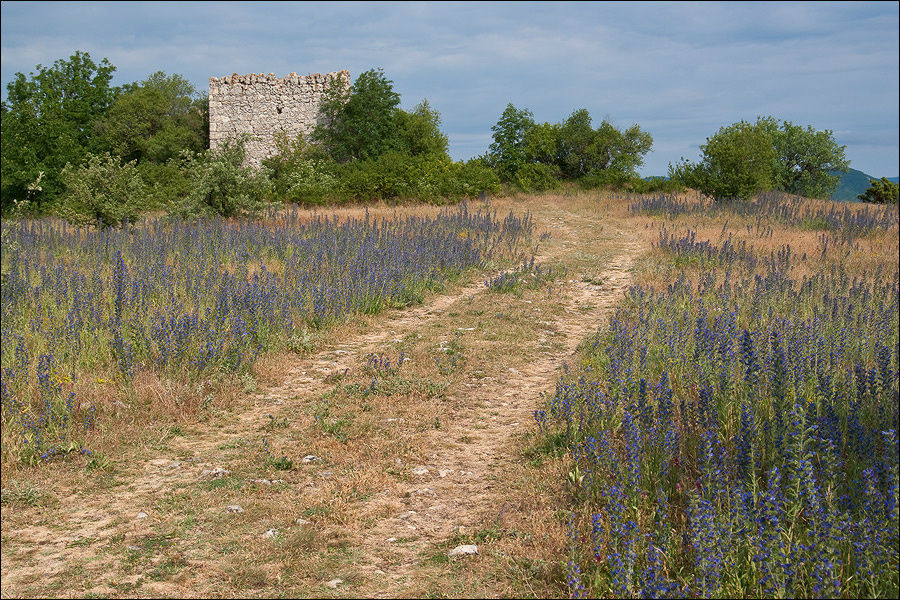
[411,466,429,476]
[295,518,312,525]
[301,454,319,463]
[200,467,230,478]
[262,529,279,539]
[225,505,244,513]
[449,544,478,557]
[326,578,343,589]
[136,511,149,520]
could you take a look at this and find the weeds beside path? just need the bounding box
[1,196,646,598]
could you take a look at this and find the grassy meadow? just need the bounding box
[1,191,897,598]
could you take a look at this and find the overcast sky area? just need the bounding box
[2,1,898,176]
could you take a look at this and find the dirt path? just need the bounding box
[1,202,645,598]
[350,241,640,597]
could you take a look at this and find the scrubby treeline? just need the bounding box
[3,51,879,228]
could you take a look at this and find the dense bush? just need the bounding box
[95,71,208,165]
[334,152,500,203]
[169,140,273,218]
[56,153,145,229]
[513,162,561,193]
[284,158,341,205]
[312,68,403,162]
[1,52,118,212]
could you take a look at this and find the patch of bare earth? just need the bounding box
[1,198,646,598]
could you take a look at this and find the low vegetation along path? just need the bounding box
[2,200,646,598]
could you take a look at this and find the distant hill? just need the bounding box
[830,168,893,202]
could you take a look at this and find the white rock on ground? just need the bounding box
[326,579,343,589]
[411,466,429,476]
[262,529,279,539]
[301,454,319,463]
[225,505,244,513]
[200,467,230,478]
[448,544,479,557]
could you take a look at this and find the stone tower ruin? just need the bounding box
[208,70,351,167]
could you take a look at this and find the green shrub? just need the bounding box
[137,161,192,209]
[169,140,273,218]
[285,158,341,205]
[578,169,632,190]
[57,152,145,228]
[441,159,501,199]
[513,162,560,193]
[263,132,314,199]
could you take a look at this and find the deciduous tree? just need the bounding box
[1,51,117,211]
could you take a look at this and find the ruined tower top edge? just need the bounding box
[209,70,351,85]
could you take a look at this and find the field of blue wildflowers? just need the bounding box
[0,204,533,467]
[544,196,899,598]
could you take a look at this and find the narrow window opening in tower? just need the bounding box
[276,106,283,114]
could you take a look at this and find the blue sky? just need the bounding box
[2,1,898,176]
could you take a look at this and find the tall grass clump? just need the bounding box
[541,225,899,598]
[0,203,532,464]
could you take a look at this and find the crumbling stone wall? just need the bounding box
[209,70,350,167]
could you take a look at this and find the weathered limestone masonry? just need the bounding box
[209,70,350,167]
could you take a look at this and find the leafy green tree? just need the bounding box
[96,71,208,165]
[670,121,775,200]
[671,116,848,201]
[398,99,449,157]
[555,109,595,178]
[57,153,145,228]
[756,116,849,198]
[858,177,899,204]
[1,51,118,211]
[488,103,536,181]
[523,121,559,166]
[312,68,403,162]
[555,109,653,179]
[595,121,654,176]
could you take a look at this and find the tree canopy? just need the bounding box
[858,177,899,204]
[487,103,653,185]
[1,51,118,210]
[95,71,208,165]
[669,116,849,201]
[312,68,403,162]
